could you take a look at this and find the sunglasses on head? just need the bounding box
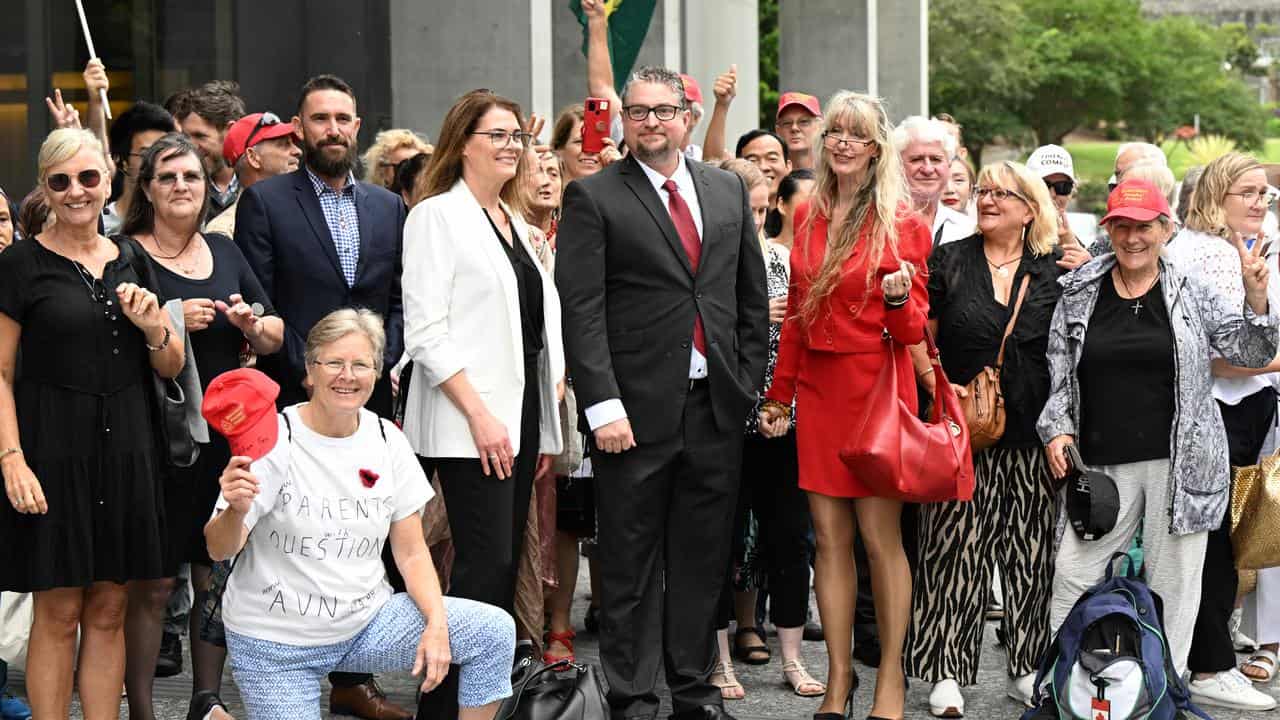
[244,112,284,149]
[46,169,103,193]
[1045,179,1075,196]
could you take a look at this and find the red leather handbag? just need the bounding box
[838,331,975,503]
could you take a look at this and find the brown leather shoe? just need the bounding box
[329,679,413,720]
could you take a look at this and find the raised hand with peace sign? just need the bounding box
[1233,231,1271,316]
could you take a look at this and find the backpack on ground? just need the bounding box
[1021,553,1211,720]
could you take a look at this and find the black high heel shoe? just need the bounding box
[812,671,857,720]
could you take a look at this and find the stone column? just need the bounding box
[779,0,927,121]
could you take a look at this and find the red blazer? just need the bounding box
[765,201,931,407]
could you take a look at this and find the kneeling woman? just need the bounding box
[205,309,515,720]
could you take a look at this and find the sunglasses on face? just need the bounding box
[46,169,103,192]
[1045,179,1075,196]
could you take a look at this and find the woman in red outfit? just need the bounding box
[759,91,931,720]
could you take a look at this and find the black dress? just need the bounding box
[0,236,168,591]
[144,232,275,567]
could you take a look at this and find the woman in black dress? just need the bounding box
[0,127,184,718]
[121,132,283,720]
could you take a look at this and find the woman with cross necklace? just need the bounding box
[1039,177,1277,682]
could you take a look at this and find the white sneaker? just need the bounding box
[1007,672,1036,708]
[929,679,965,718]
[1189,668,1278,711]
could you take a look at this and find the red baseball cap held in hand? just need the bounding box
[222,112,296,167]
[1099,178,1172,225]
[777,92,821,119]
[679,74,704,106]
[202,368,281,461]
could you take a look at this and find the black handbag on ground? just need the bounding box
[497,659,610,720]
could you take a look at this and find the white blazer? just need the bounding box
[401,179,565,458]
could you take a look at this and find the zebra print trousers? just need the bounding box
[904,446,1057,685]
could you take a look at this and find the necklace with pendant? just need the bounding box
[985,253,1021,277]
[1116,268,1159,316]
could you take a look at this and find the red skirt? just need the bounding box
[794,344,918,498]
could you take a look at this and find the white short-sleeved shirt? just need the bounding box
[214,405,434,646]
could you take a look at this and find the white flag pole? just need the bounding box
[74,0,112,120]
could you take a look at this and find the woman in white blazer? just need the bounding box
[401,90,564,620]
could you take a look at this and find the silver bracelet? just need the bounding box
[0,447,22,463]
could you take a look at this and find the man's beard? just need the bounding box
[630,134,676,165]
[305,134,358,178]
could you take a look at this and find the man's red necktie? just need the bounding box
[662,179,706,355]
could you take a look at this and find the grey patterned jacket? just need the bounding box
[1036,254,1279,535]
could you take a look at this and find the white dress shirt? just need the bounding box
[932,201,977,247]
[584,153,708,431]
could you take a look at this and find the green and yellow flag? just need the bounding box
[570,0,658,94]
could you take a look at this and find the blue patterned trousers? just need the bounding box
[226,593,514,719]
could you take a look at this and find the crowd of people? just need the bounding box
[2,4,1280,720]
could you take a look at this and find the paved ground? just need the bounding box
[12,573,1277,719]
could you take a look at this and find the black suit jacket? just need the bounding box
[556,155,769,444]
[233,167,405,414]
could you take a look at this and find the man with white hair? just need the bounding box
[1110,141,1167,189]
[894,116,976,248]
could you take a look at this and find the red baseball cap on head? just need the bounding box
[777,92,821,119]
[201,368,281,461]
[222,112,296,167]
[679,74,704,106]
[1099,179,1172,226]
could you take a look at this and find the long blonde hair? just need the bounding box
[1184,152,1263,239]
[976,161,1058,256]
[799,91,908,326]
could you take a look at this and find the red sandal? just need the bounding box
[544,629,576,663]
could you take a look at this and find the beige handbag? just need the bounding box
[551,385,584,477]
[960,275,1030,452]
[1231,453,1280,570]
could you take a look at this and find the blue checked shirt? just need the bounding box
[307,167,360,286]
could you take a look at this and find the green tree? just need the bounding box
[1016,0,1149,145]
[759,0,779,129]
[928,0,1036,163]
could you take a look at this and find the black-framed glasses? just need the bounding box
[821,132,875,150]
[244,112,284,150]
[622,104,682,122]
[975,186,1027,203]
[47,169,103,192]
[469,130,534,148]
[1045,179,1075,196]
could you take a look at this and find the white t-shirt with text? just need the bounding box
[214,405,434,646]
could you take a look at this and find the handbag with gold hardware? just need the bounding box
[960,274,1030,452]
[1230,453,1280,570]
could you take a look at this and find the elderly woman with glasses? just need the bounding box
[205,310,515,720]
[906,162,1086,717]
[0,128,183,718]
[120,131,284,720]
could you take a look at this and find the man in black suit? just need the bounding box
[232,74,409,720]
[556,66,769,720]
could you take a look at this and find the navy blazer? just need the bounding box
[233,167,405,412]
